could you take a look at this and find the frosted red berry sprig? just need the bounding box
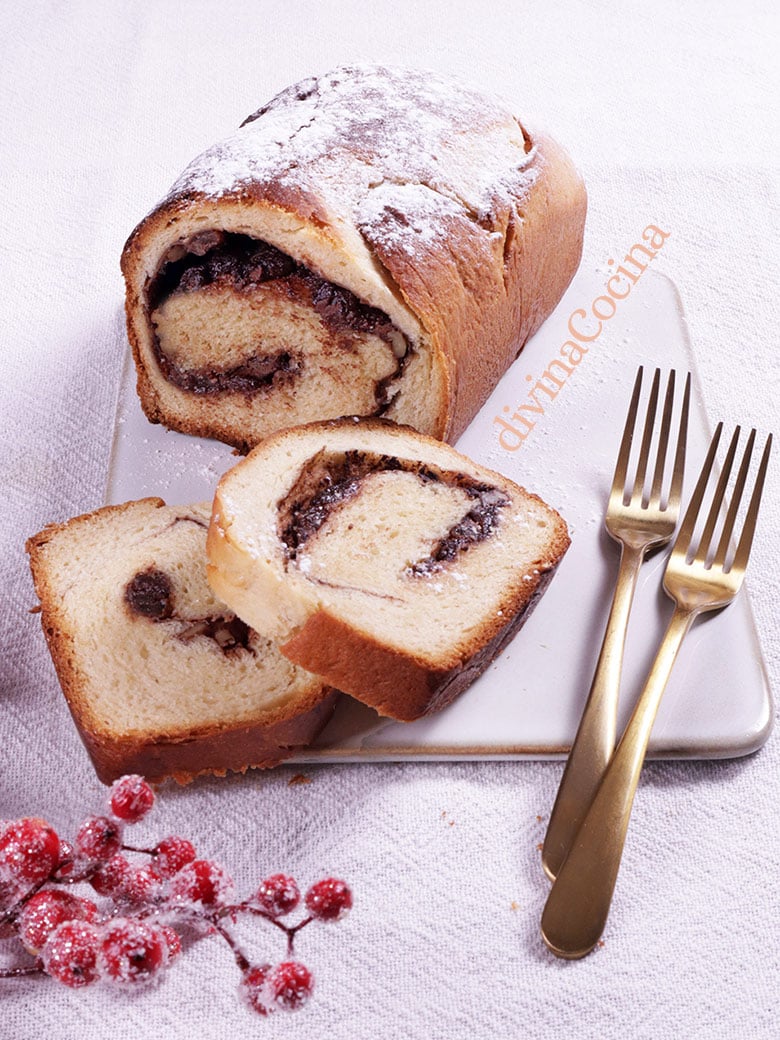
[0,775,352,1015]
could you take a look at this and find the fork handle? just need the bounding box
[540,603,695,959]
[541,541,645,881]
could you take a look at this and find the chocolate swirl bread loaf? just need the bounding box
[207,419,570,721]
[26,499,337,784]
[122,65,586,452]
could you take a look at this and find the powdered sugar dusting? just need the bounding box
[171,65,538,257]
[357,182,462,253]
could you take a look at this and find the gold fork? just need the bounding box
[542,367,690,881]
[541,423,772,959]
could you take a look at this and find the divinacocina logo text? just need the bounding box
[494,225,670,451]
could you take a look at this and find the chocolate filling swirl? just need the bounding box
[278,450,509,575]
[148,232,410,408]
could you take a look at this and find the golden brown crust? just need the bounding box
[71,691,339,786]
[359,129,587,441]
[121,66,586,451]
[278,536,567,721]
[26,499,339,785]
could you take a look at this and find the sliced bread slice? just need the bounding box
[207,419,570,721]
[26,498,337,784]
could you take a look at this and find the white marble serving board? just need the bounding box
[106,265,772,761]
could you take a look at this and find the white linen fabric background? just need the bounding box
[1,1,778,1037]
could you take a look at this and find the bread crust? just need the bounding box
[279,563,560,721]
[69,692,339,786]
[26,499,338,785]
[358,128,587,441]
[121,65,586,451]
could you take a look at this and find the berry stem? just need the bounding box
[290,915,313,934]
[0,960,44,978]
[120,843,156,855]
[216,903,286,929]
[135,903,255,973]
[208,917,251,974]
[217,904,314,955]
[52,858,76,881]
[0,877,49,926]
[51,865,97,885]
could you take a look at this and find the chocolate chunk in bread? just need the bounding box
[124,568,174,619]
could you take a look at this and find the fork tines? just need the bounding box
[677,423,772,571]
[614,367,690,512]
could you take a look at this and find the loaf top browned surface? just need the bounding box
[165,65,541,226]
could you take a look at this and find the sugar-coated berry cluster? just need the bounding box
[0,775,353,1015]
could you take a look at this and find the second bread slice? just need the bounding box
[207,419,570,721]
[27,498,337,784]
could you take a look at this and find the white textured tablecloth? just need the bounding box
[2,2,778,1037]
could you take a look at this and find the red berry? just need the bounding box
[254,873,300,917]
[268,961,314,1011]
[0,817,60,886]
[167,859,233,907]
[76,816,122,861]
[99,917,167,985]
[89,853,130,896]
[151,835,196,879]
[239,963,273,1016]
[18,889,97,953]
[109,775,155,823]
[304,878,352,922]
[120,865,162,904]
[42,920,101,988]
